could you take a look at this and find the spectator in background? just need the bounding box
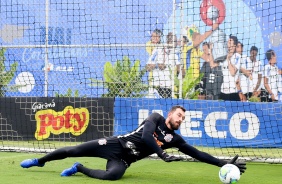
[146,29,163,56]
[249,46,264,101]
[236,41,249,101]
[200,42,223,100]
[220,35,241,101]
[179,35,189,77]
[146,29,163,98]
[236,44,265,101]
[146,32,181,98]
[264,49,282,102]
[182,23,219,79]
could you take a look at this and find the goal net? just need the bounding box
[0,0,282,163]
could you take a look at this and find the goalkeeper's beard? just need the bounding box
[168,120,180,130]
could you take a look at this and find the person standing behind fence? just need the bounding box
[236,41,250,101]
[249,46,264,100]
[146,29,163,56]
[264,49,282,102]
[182,23,219,79]
[179,35,189,77]
[236,44,264,101]
[219,35,241,101]
[146,29,163,98]
[200,42,223,100]
[146,32,181,98]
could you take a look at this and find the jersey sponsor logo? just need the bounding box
[98,138,107,145]
[34,106,89,140]
[164,134,173,142]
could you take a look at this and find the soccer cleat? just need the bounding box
[20,158,45,168]
[60,162,81,177]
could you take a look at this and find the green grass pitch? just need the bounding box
[1,152,282,184]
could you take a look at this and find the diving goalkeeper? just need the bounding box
[20,105,246,180]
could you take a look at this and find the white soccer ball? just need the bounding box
[219,164,241,184]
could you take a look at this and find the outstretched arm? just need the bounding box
[177,140,246,174]
[193,23,219,47]
[178,141,223,166]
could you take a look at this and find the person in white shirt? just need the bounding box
[237,45,264,101]
[249,46,264,99]
[146,29,163,56]
[236,41,249,101]
[220,35,241,101]
[146,32,181,98]
[264,49,282,102]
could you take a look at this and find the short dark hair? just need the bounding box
[169,105,186,113]
[229,34,238,45]
[152,29,163,36]
[182,36,189,43]
[265,49,275,61]
[250,46,258,52]
[166,32,177,44]
[237,41,243,48]
[202,41,210,48]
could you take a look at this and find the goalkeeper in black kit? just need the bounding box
[20,105,246,180]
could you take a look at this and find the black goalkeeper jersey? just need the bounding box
[117,113,222,167]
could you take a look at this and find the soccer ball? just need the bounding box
[219,164,241,184]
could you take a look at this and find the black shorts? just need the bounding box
[76,137,124,160]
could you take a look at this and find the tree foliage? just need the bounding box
[90,56,149,97]
[174,67,204,99]
[0,48,18,97]
[55,88,81,97]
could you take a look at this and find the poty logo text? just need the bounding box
[35,106,89,140]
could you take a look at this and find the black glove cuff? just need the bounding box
[218,160,227,167]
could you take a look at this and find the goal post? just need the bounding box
[0,0,282,163]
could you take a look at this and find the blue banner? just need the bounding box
[114,98,282,148]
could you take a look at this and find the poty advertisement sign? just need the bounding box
[1,0,282,97]
[0,97,114,141]
[114,98,282,148]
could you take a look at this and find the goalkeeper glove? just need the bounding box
[228,155,247,174]
[160,151,183,162]
[219,155,247,175]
